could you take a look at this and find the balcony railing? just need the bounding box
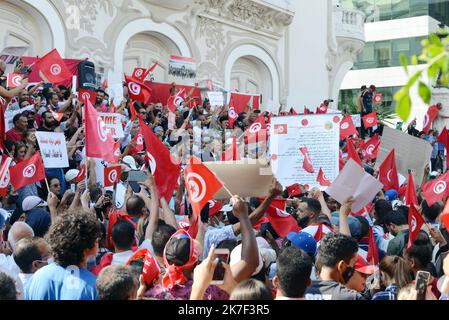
[334,6,365,42]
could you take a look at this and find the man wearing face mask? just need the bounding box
[305,232,365,300]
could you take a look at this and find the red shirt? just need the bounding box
[5,128,23,142]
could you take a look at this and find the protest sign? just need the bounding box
[98,113,124,138]
[203,160,273,199]
[168,55,196,79]
[351,114,361,128]
[35,132,69,168]
[207,91,224,107]
[375,126,432,184]
[270,114,340,190]
[267,100,280,115]
[326,159,383,212]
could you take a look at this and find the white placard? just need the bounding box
[267,100,280,115]
[35,132,69,168]
[351,114,361,128]
[98,113,124,138]
[270,114,341,190]
[326,159,383,213]
[207,91,224,107]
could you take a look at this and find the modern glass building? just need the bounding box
[338,0,449,125]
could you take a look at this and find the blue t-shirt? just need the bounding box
[25,263,98,300]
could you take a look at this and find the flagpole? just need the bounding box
[44,177,50,193]
[221,183,234,198]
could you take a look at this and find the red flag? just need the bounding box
[404,172,418,207]
[438,127,449,169]
[129,101,138,120]
[74,162,87,183]
[314,224,325,241]
[244,114,267,144]
[125,75,152,104]
[266,205,301,238]
[407,205,426,249]
[229,92,260,111]
[423,104,440,134]
[10,153,46,190]
[0,156,12,196]
[299,146,314,173]
[133,129,144,152]
[286,183,303,198]
[317,167,331,187]
[6,73,24,88]
[366,227,379,265]
[167,89,185,113]
[441,198,449,231]
[35,49,72,84]
[84,96,116,163]
[273,124,287,135]
[220,136,240,161]
[78,89,97,104]
[362,112,378,128]
[259,198,287,211]
[361,134,380,161]
[421,171,449,206]
[142,62,158,80]
[339,150,345,171]
[140,118,180,202]
[102,78,108,89]
[132,68,147,81]
[290,108,298,115]
[0,98,6,151]
[340,115,358,139]
[228,104,239,129]
[303,106,311,115]
[50,110,64,122]
[111,140,121,164]
[104,166,121,187]
[378,149,399,191]
[316,104,328,114]
[346,138,363,167]
[184,156,223,218]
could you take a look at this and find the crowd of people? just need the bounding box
[0,56,448,301]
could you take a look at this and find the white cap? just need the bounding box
[221,204,233,212]
[65,169,79,182]
[122,155,137,172]
[230,243,264,276]
[22,196,47,211]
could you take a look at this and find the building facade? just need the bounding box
[0,0,364,111]
[339,0,449,129]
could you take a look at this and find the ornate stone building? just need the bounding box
[0,0,364,110]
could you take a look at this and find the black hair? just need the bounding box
[111,220,135,251]
[12,113,25,126]
[13,237,41,273]
[217,239,238,252]
[96,265,138,300]
[152,223,176,257]
[405,231,433,272]
[374,199,392,225]
[421,200,441,222]
[276,247,312,298]
[45,210,101,267]
[303,198,322,215]
[318,233,359,267]
[0,272,17,300]
[89,186,103,203]
[125,195,145,217]
[383,210,407,227]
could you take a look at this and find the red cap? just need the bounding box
[355,254,378,274]
[208,199,223,217]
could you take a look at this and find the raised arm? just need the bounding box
[0,78,28,99]
[160,196,179,230]
[339,196,355,237]
[143,172,160,241]
[310,188,331,220]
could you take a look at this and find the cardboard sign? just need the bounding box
[207,91,224,107]
[203,160,273,199]
[270,114,340,190]
[35,132,69,168]
[168,55,196,79]
[98,113,124,138]
[375,126,432,184]
[326,159,383,212]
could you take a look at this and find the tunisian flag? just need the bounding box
[404,171,418,207]
[78,89,97,104]
[286,183,304,198]
[133,129,145,152]
[184,156,223,218]
[229,92,260,111]
[316,104,328,114]
[378,149,399,191]
[421,171,449,206]
[0,156,12,196]
[125,75,152,104]
[74,162,87,183]
[366,227,379,265]
[6,73,24,88]
[299,146,314,173]
[317,167,331,187]
[407,205,426,249]
[340,115,358,139]
[438,127,449,169]
[104,166,121,187]
[346,138,363,167]
[35,49,72,84]
[10,153,46,190]
[139,118,180,202]
[361,134,380,161]
[362,112,378,128]
[0,97,6,151]
[244,114,267,144]
[423,104,440,134]
[266,205,301,238]
[84,97,116,163]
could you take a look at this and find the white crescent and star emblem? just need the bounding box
[23,164,36,178]
[50,64,61,76]
[185,172,207,203]
[128,82,141,95]
[433,181,446,194]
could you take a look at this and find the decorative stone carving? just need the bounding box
[62,0,115,34]
[195,16,226,61]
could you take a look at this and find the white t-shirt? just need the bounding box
[0,254,23,299]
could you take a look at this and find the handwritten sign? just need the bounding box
[98,113,124,138]
[35,132,69,168]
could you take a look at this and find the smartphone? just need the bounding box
[415,270,431,300]
[43,83,52,88]
[70,184,76,193]
[129,181,141,193]
[127,170,148,182]
[211,248,230,285]
[129,259,144,274]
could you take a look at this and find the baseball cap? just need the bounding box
[122,156,137,172]
[221,203,233,212]
[165,233,192,266]
[230,243,264,276]
[286,231,317,256]
[355,254,378,275]
[65,169,79,182]
[385,189,398,203]
[22,196,47,212]
[208,200,223,217]
[330,212,362,238]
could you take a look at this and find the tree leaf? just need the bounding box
[411,55,418,65]
[418,82,431,104]
[429,33,442,46]
[400,53,408,73]
[396,94,411,122]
